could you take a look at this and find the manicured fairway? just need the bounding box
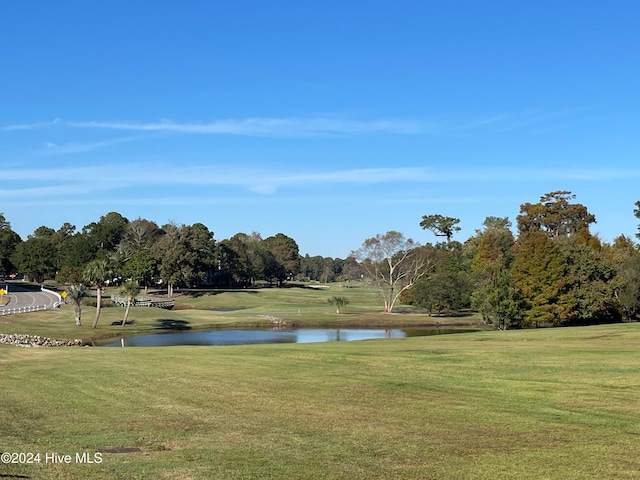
[1,323,639,479]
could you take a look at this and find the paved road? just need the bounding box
[1,283,60,312]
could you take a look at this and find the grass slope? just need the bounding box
[1,323,639,479]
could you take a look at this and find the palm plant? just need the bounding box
[327,296,350,314]
[120,280,140,326]
[83,259,112,328]
[66,284,87,326]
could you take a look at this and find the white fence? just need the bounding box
[0,305,54,315]
[0,286,61,315]
[110,294,174,309]
[42,286,62,305]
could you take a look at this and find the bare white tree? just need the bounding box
[350,231,435,313]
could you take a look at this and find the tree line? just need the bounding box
[350,191,640,326]
[0,213,313,290]
[397,192,640,327]
[1,190,639,328]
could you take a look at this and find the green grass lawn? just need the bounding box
[1,323,639,479]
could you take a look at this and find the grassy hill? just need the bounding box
[1,323,639,479]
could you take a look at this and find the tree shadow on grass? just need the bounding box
[181,290,212,298]
[180,289,260,298]
[111,320,136,326]
[395,308,477,318]
[155,319,192,330]
[180,289,230,298]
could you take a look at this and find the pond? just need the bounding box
[99,327,475,347]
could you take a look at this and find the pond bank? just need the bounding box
[0,333,86,347]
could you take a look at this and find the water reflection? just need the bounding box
[100,327,472,347]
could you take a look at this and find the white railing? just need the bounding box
[0,286,62,315]
[41,286,62,304]
[0,305,53,315]
[111,295,175,309]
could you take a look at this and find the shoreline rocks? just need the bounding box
[260,315,300,329]
[0,333,86,347]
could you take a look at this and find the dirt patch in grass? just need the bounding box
[102,447,143,454]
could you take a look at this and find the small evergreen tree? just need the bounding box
[328,296,350,314]
[66,284,87,326]
[120,280,140,326]
[83,259,113,328]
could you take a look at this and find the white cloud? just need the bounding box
[2,110,582,142]
[0,165,430,199]
[1,121,56,131]
[3,164,639,203]
[64,117,426,137]
[42,135,148,154]
[62,111,574,137]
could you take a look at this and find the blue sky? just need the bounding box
[2,1,639,258]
